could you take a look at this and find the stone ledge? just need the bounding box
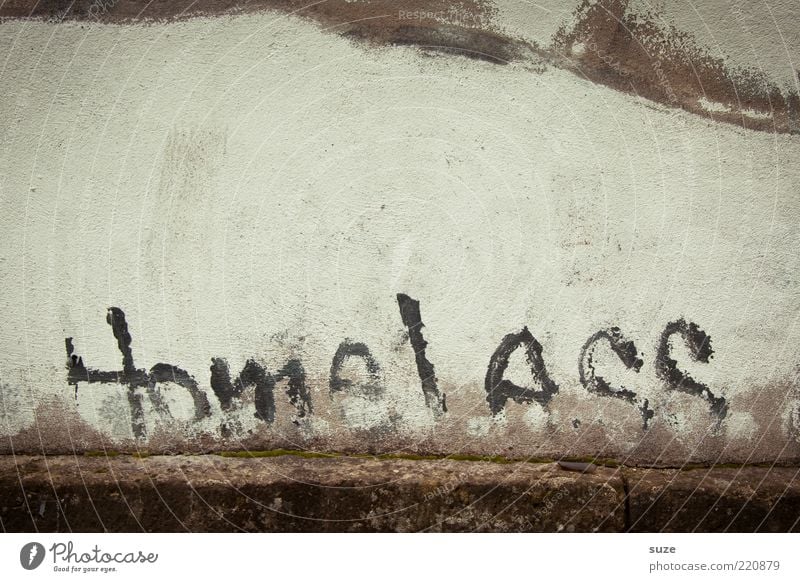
[1,456,798,532]
[626,467,800,532]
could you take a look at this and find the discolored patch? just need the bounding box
[2,0,797,132]
[552,0,800,134]
[0,0,514,62]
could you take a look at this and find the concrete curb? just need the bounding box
[1,456,798,532]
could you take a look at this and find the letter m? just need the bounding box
[209,358,312,425]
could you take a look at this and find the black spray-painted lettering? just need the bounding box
[656,319,727,423]
[485,326,559,415]
[63,303,734,435]
[579,327,653,429]
[209,357,311,429]
[329,339,382,399]
[65,307,211,438]
[396,293,446,415]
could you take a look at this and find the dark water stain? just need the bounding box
[361,24,519,65]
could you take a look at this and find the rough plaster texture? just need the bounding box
[634,0,800,93]
[0,1,799,464]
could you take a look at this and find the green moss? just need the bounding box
[213,450,621,466]
[442,455,536,465]
[377,453,440,461]
[78,448,784,471]
[84,450,120,457]
[217,449,339,459]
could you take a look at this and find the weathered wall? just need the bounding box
[1,0,799,465]
[6,455,800,532]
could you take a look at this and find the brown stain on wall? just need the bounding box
[2,0,797,133]
[4,398,114,454]
[0,0,520,63]
[552,0,800,134]
[3,381,799,465]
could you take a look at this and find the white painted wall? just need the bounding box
[0,7,798,462]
